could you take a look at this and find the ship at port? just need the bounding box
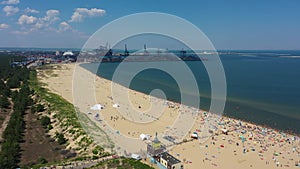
[78,43,208,63]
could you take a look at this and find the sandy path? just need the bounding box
[0,100,13,147]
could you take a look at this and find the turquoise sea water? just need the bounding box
[81,50,300,134]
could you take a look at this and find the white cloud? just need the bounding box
[24,7,39,14]
[58,21,72,32]
[0,23,9,29]
[18,15,37,25]
[3,5,19,16]
[44,9,59,22]
[13,9,80,37]
[32,9,59,30]
[1,0,19,5]
[69,8,106,22]
[14,9,61,35]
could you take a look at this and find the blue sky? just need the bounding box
[0,0,299,49]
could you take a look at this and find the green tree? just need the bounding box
[36,104,45,112]
[0,95,10,108]
[6,76,20,88]
[55,132,67,145]
[0,55,32,169]
[40,116,51,127]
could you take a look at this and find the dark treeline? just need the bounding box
[0,79,10,108]
[0,55,30,108]
[0,55,11,108]
[0,55,30,89]
[0,54,31,168]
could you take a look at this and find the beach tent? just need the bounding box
[221,129,228,135]
[191,133,198,139]
[113,103,120,108]
[191,132,198,139]
[90,104,104,110]
[140,133,150,140]
[131,154,141,160]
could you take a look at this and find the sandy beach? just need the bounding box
[38,63,300,169]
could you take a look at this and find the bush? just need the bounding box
[92,149,98,155]
[36,104,45,112]
[56,132,67,145]
[92,155,98,160]
[37,157,48,164]
[47,124,53,131]
[40,116,51,127]
[30,105,36,113]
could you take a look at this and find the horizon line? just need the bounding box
[1,47,300,51]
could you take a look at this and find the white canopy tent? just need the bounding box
[90,104,104,110]
[131,154,141,160]
[139,133,150,140]
[113,103,120,108]
[190,132,198,139]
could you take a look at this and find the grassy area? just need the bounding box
[89,158,155,169]
[28,70,107,157]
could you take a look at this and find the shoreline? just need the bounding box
[80,62,300,136]
[38,63,300,169]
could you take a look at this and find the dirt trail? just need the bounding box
[0,100,13,148]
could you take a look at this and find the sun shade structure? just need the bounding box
[140,133,150,140]
[62,51,74,56]
[90,104,104,110]
[112,103,120,108]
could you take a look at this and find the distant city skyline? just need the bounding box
[0,0,300,50]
